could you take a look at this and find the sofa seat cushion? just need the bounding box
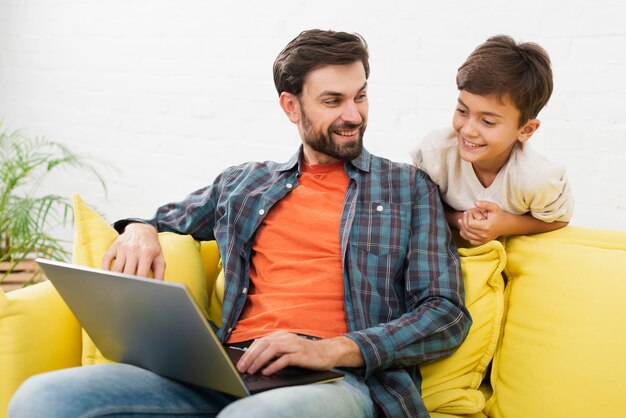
[485,226,626,418]
[0,281,83,415]
[72,194,211,365]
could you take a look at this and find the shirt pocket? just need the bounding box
[350,202,411,256]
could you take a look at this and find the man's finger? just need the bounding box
[122,257,138,276]
[102,244,117,270]
[152,256,166,280]
[110,253,127,273]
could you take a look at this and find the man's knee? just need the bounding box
[9,373,64,418]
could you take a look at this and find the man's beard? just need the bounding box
[301,109,366,162]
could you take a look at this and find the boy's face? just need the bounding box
[280,61,368,164]
[452,90,539,180]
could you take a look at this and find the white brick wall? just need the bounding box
[1,0,625,241]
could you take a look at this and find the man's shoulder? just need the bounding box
[367,152,418,176]
[223,159,283,173]
[214,159,291,189]
[365,152,435,192]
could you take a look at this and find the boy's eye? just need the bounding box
[483,119,496,127]
[456,107,468,115]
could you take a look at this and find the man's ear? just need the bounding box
[518,119,540,143]
[279,92,301,124]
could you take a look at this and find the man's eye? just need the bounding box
[324,99,340,106]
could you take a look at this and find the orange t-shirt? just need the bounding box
[228,162,350,343]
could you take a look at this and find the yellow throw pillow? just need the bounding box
[421,241,506,415]
[72,194,210,365]
[485,226,626,418]
[209,261,224,327]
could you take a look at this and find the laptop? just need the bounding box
[36,258,344,397]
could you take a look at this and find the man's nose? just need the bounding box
[341,101,363,125]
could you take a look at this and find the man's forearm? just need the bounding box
[324,336,364,368]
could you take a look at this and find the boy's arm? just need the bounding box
[460,201,568,245]
[444,204,472,231]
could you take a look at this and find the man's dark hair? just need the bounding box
[273,29,370,97]
[456,34,553,126]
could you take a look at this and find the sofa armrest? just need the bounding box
[0,281,82,418]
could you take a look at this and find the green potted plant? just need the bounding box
[0,123,107,291]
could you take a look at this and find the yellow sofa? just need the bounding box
[1,195,625,418]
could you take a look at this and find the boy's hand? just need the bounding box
[458,201,507,245]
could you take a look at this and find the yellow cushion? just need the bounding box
[72,194,210,365]
[485,226,626,418]
[209,261,225,327]
[0,282,82,417]
[207,240,506,415]
[420,241,506,415]
[200,240,221,303]
[430,413,488,418]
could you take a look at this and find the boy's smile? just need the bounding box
[452,90,539,187]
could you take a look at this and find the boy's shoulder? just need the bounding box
[419,127,457,151]
[505,143,570,199]
[410,127,457,168]
[509,143,567,178]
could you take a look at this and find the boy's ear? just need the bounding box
[517,119,540,143]
[279,92,301,124]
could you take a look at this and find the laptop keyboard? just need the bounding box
[241,373,283,383]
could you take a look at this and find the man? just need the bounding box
[9,29,471,418]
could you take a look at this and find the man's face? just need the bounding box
[295,61,368,164]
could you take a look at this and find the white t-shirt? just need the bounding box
[411,128,574,223]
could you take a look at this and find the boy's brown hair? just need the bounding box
[273,29,370,97]
[456,34,553,126]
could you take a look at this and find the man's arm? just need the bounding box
[102,183,219,278]
[345,171,471,378]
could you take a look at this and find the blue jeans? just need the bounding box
[8,364,376,418]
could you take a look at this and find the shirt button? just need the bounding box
[242,287,248,294]
[286,183,293,189]
[376,205,384,212]
[228,327,233,333]
[258,209,265,215]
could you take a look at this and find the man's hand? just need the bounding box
[102,222,166,279]
[458,201,507,245]
[235,331,364,376]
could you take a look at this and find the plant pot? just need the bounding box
[0,259,46,293]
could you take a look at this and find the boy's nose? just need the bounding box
[461,118,479,137]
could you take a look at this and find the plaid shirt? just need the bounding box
[129,147,471,418]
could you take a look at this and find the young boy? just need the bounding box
[411,34,574,246]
